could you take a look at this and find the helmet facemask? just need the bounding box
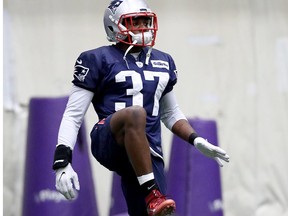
[116,12,158,47]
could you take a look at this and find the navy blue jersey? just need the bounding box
[72,45,177,156]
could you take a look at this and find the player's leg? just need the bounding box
[90,105,155,190]
[121,155,168,216]
[90,106,176,215]
[120,169,148,216]
[109,105,153,176]
[90,111,148,215]
[110,106,176,215]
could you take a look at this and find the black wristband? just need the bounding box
[52,145,72,170]
[188,133,199,145]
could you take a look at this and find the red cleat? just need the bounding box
[145,189,176,216]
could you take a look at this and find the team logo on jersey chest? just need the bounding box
[74,65,89,82]
[151,60,169,70]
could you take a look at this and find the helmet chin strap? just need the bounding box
[109,15,153,67]
[123,40,138,69]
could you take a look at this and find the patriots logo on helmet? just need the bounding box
[108,0,123,14]
[74,65,89,82]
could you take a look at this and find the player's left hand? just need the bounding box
[194,137,230,167]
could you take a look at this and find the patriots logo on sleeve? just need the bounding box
[74,64,89,82]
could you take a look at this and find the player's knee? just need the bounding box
[125,106,146,126]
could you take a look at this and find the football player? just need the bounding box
[52,0,230,215]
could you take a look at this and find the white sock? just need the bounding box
[137,173,154,185]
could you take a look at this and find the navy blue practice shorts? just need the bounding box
[90,115,167,216]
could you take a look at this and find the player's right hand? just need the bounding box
[55,163,80,200]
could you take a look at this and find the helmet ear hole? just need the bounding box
[108,26,114,32]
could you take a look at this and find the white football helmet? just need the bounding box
[104,0,158,47]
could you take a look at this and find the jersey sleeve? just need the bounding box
[162,54,178,96]
[57,85,94,149]
[72,51,103,92]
